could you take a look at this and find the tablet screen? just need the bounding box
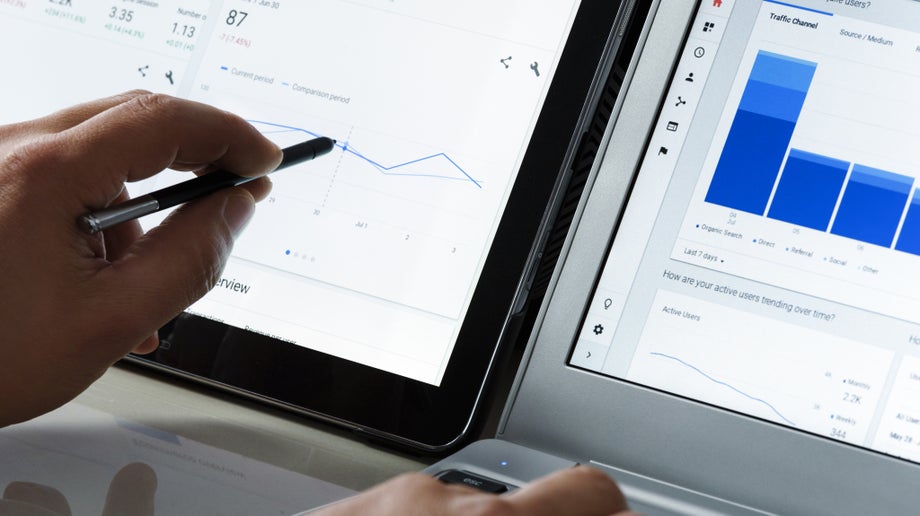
[573,0,920,464]
[1,1,625,448]
[149,2,582,387]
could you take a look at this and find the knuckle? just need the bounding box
[100,89,153,109]
[0,120,29,144]
[121,88,153,98]
[218,109,256,136]
[127,92,180,120]
[195,230,233,293]
[0,137,58,183]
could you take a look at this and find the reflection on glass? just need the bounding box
[0,404,354,515]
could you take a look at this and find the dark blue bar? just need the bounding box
[831,165,913,247]
[895,189,920,256]
[767,149,848,231]
[706,51,817,215]
[706,111,797,213]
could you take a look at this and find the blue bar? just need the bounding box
[705,51,817,215]
[831,165,913,247]
[895,189,920,256]
[763,0,835,17]
[767,149,848,231]
[748,51,819,92]
[737,80,809,121]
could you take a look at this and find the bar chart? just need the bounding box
[704,50,920,256]
[705,51,816,216]
[767,149,847,232]
[830,166,913,248]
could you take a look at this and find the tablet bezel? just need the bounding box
[126,0,630,452]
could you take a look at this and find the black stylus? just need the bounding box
[79,136,336,234]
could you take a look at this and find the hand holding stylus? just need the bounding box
[0,91,281,427]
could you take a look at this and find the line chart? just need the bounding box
[248,120,483,188]
[650,351,796,426]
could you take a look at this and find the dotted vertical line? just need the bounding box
[322,126,354,208]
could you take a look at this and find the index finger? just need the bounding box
[0,90,148,152]
[504,466,629,516]
[44,93,282,209]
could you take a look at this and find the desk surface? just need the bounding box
[1,364,430,514]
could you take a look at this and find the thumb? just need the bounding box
[90,187,255,353]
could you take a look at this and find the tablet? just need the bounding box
[0,1,632,450]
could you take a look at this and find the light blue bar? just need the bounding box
[738,80,809,122]
[749,51,818,93]
[850,164,914,195]
[787,149,849,170]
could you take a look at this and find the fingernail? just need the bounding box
[223,193,255,238]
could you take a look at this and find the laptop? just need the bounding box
[426,1,920,513]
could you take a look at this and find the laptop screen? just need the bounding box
[572,0,920,465]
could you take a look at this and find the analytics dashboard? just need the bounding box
[572,0,920,465]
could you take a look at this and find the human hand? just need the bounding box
[0,91,282,427]
[310,466,638,516]
[0,462,157,515]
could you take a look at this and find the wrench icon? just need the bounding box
[530,61,541,77]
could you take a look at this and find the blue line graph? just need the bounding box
[650,352,796,426]
[248,120,482,188]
